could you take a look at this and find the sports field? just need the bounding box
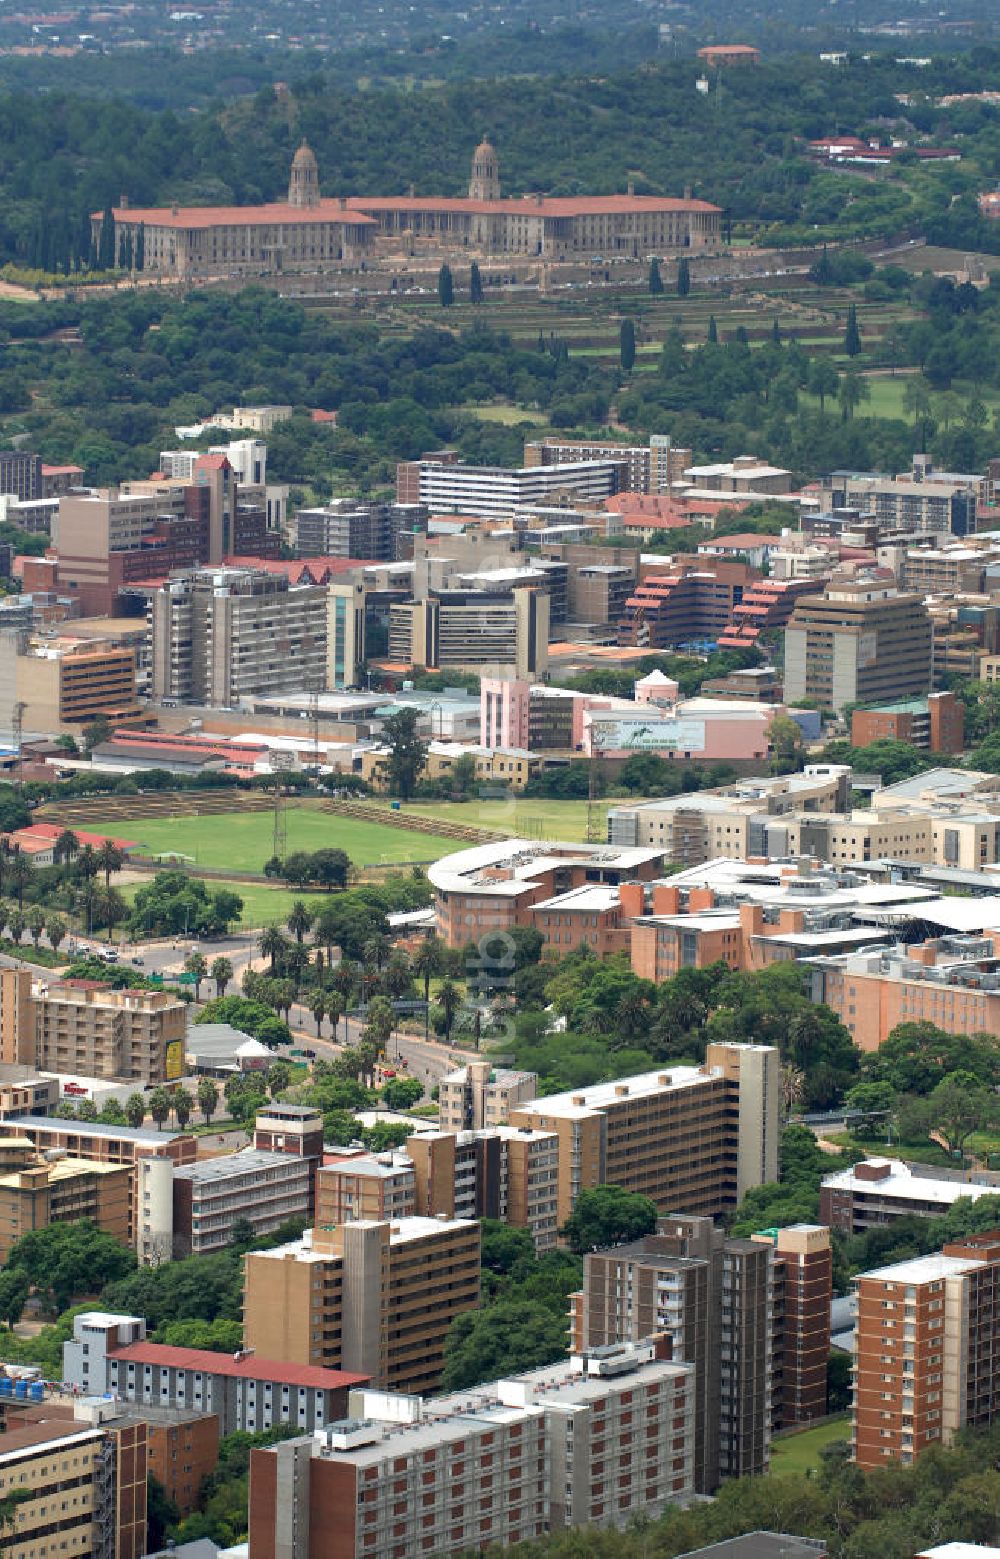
[90,807,457,873]
[402,797,601,842]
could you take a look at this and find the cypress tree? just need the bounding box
[437,263,454,308]
[707,315,718,344]
[619,318,636,372]
[844,303,861,357]
[648,257,663,295]
[469,261,483,304]
[98,205,115,270]
[771,317,782,345]
[135,223,145,272]
[676,257,690,297]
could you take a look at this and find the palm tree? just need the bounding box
[412,934,444,1004]
[75,844,98,885]
[210,956,233,998]
[781,1064,806,1120]
[436,979,462,1043]
[837,368,869,423]
[287,900,313,945]
[172,1087,193,1129]
[46,916,67,955]
[26,906,46,949]
[363,933,390,972]
[310,991,326,1035]
[53,829,80,867]
[8,848,29,909]
[903,375,933,447]
[274,979,295,1021]
[326,990,345,1045]
[148,1086,172,1131]
[184,952,208,999]
[197,1077,219,1125]
[95,839,125,888]
[7,909,25,945]
[382,953,413,1000]
[125,1093,146,1129]
[259,925,289,976]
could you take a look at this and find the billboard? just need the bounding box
[590,716,706,754]
[165,1039,184,1082]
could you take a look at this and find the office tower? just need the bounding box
[783,579,933,712]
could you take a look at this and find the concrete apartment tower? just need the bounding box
[288,141,320,208]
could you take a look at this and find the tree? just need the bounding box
[383,707,427,801]
[149,1086,172,1131]
[95,839,124,887]
[46,916,67,955]
[619,318,636,371]
[676,256,690,296]
[125,1093,146,1129]
[707,314,718,343]
[435,978,462,1041]
[310,990,326,1035]
[26,905,45,948]
[926,1070,1000,1162]
[7,908,24,944]
[82,716,112,753]
[382,1074,424,1109]
[845,1080,897,1138]
[648,257,663,295]
[438,263,454,307]
[197,1076,219,1125]
[287,900,313,945]
[6,1219,135,1311]
[210,957,232,998]
[259,925,289,976]
[94,886,128,940]
[838,368,869,422]
[807,357,839,416]
[469,261,483,304]
[903,375,933,447]
[134,222,145,272]
[268,1059,291,1097]
[843,302,861,357]
[172,1087,193,1130]
[184,951,208,999]
[562,1185,658,1255]
[53,829,79,866]
[326,990,345,1044]
[441,1298,568,1391]
[0,1267,29,1328]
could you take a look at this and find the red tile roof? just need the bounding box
[103,200,378,230]
[348,193,720,217]
[109,1341,369,1390]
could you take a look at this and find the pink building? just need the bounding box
[480,677,531,750]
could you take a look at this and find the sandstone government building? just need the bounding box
[94,139,722,280]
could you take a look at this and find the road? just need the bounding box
[60,930,460,1090]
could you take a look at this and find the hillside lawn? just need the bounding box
[769,1416,851,1477]
[90,807,457,872]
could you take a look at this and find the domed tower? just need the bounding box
[469,137,500,202]
[288,141,320,208]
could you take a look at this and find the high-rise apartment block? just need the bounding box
[243,1216,481,1395]
[137,1147,314,1262]
[247,1338,695,1559]
[0,1397,147,1559]
[397,458,627,520]
[509,1043,780,1226]
[0,968,187,1084]
[524,436,691,495]
[0,449,42,501]
[852,1232,1000,1469]
[149,566,329,704]
[573,1218,830,1490]
[783,580,933,712]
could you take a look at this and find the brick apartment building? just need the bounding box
[618,558,756,650]
[248,1338,695,1559]
[853,1232,1000,1468]
[572,1218,831,1491]
[820,1157,1000,1234]
[243,1216,481,1395]
[509,1042,780,1226]
[850,690,964,754]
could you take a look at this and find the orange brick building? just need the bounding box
[850,691,964,754]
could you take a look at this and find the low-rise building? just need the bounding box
[248,1338,695,1559]
[0,1134,131,1261]
[809,936,1000,1051]
[137,1147,314,1263]
[850,691,964,754]
[820,1157,1000,1234]
[63,1311,368,1437]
